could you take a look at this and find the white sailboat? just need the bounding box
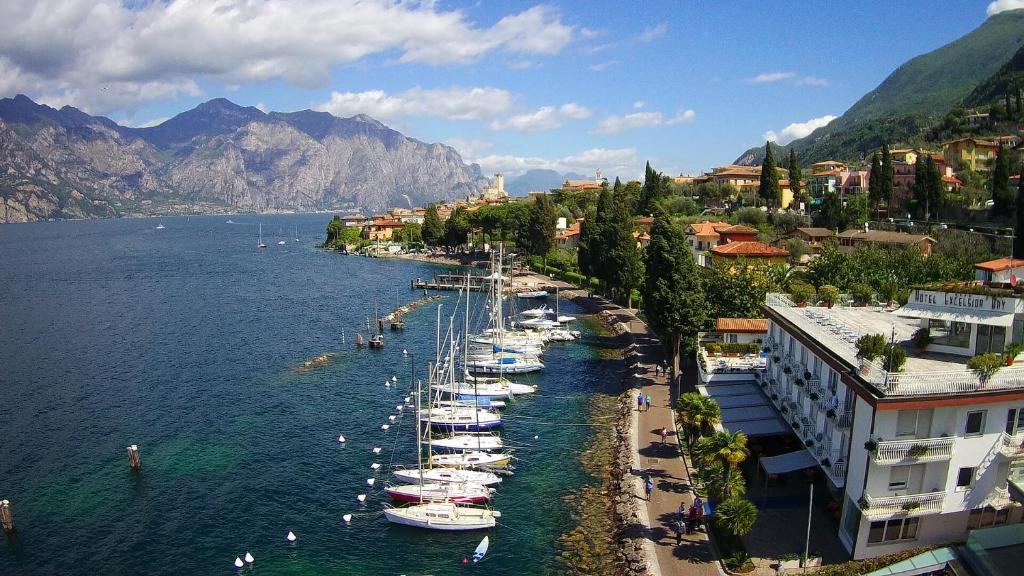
[430,433,505,452]
[430,450,512,469]
[257,223,267,248]
[392,466,502,487]
[384,482,493,504]
[294,225,300,242]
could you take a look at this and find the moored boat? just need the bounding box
[392,466,502,486]
[430,450,512,469]
[382,501,499,531]
[384,482,493,504]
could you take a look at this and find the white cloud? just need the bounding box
[0,1,576,115]
[474,147,638,177]
[590,109,695,134]
[633,101,646,109]
[443,138,493,160]
[317,86,515,121]
[796,76,829,86]
[254,102,268,113]
[489,103,591,132]
[987,0,1024,16]
[762,114,837,146]
[639,23,668,42]
[587,60,620,72]
[746,71,797,84]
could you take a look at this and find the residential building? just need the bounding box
[795,227,836,253]
[836,227,936,257]
[752,286,1024,560]
[709,230,789,265]
[342,214,369,227]
[943,138,999,172]
[717,318,769,344]
[556,220,581,249]
[685,221,731,266]
[975,258,1024,284]
[562,170,608,192]
[361,216,405,241]
[811,160,849,174]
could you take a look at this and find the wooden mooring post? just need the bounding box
[1,499,14,533]
[127,445,141,471]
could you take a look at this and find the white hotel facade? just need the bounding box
[702,287,1024,560]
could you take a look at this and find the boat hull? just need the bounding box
[392,467,502,486]
[384,483,492,504]
[383,504,498,531]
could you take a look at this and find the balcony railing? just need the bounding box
[860,491,945,519]
[835,411,852,429]
[999,432,1024,458]
[825,448,847,487]
[872,437,955,465]
[765,293,1024,397]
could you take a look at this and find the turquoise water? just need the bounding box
[0,215,616,575]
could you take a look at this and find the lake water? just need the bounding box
[0,214,616,575]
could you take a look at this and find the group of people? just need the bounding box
[672,496,705,544]
[636,391,652,412]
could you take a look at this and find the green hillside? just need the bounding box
[736,9,1024,166]
[964,42,1024,108]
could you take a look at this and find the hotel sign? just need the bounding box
[911,290,1021,313]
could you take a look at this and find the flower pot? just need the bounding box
[1007,357,1015,366]
[796,302,807,308]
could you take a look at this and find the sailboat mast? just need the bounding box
[420,366,427,487]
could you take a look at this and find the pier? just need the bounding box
[410,273,492,292]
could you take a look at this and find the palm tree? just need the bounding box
[715,498,758,538]
[697,461,747,502]
[676,393,721,449]
[695,430,749,499]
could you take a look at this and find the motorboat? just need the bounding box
[516,290,548,299]
[520,305,551,318]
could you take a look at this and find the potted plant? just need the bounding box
[808,391,820,401]
[805,439,814,447]
[855,334,886,370]
[851,283,875,306]
[968,353,1004,383]
[772,354,781,363]
[803,370,812,380]
[863,439,878,453]
[821,458,832,468]
[790,282,816,307]
[825,408,836,419]
[1006,343,1024,366]
[794,377,805,387]
[907,444,929,458]
[783,365,792,375]
[780,405,789,414]
[819,284,840,308]
[858,496,870,510]
[883,343,907,372]
[771,393,779,401]
[912,328,932,355]
[901,501,921,512]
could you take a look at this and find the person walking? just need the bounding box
[687,503,699,534]
[643,475,654,501]
[693,498,705,532]
[637,391,644,412]
[660,427,669,445]
[645,394,652,412]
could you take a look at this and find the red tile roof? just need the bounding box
[974,258,1024,272]
[710,241,789,257]
[634,216,654,226]
[716,318,769,333]
[687,221,730,237]
[718,224,758,234]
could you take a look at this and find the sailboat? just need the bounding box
[383,369,501,530]
[369,307,385,348]
[467,249,544,374]
[430,450,511,469]
[155,222,166,230]
[294,225,300,243]
[257,223,268,248]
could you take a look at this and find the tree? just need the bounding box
[880,142,895,210]
[442,206,470,249]
[584,183,615,293]
[395,222,422,245]
[1016,163,1024,259]
[695,430,749,499]
[577,207,598,288]
[642,207,706,379]
[787,148,801,208]
[993,144,1013,216]
[911,154,943,220]
[715,498,758,537]
[605,187,644,308]
[422,204,444,246]
[704,259,779,320]
[676,392,721,449]
[638,162,668,215]
[868,151,883,216]
[758,141,781,208]
[525,193,557,263]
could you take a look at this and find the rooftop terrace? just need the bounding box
[764,293,1024,398]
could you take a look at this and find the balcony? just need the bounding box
[871,437,955,465]
[860,491,945,519]
[998,432,1024,459]
[835,411,852,429]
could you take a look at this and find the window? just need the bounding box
[928,319,971,348]
[965,411,986,437]
[1006,408,1024,435]
[867,517,920,543]
[956,467,976,489]
[896,409,931,438]
[889,466,910,490]
[968,506,1011,529]
[727,334,738,344]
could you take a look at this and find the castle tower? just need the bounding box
[494,173,504,194]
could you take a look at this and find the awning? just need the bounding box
[894,303,1016,327]
[698,382,791,437]
[759,450,818,475]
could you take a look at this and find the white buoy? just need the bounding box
[367,478,376,486]
[404,396,411,403]
[373,447,381,454]
[244,552,254,564]
[338,434,346,443]
[343,514,352,523]
[286,531,297,542]
[370,462,381,470]
[403,349,408,356]
[391,376,397,382]
[381,424,390,431]
[388,415,396,422]
[357,494,366,502]
[396,405,404,411]
[234,557,244,569]
[534,435,539,440]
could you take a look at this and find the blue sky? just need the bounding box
[0,0,1020,181]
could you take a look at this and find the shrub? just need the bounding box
[855,334,887,361]
[968,353,1004,380]
[771,393,779,400]
[1006,342,1024,358]
[902,502,921,511]
[818,284,840,306]
[864,439,878,452]
[808,392,820,401]
[794,378,805,387]
[851,283,875,305]
[706,342,722,354]
[724,551,754,573]
[912,328,933,350]
[789,282,816,305]
[826,409,836,419]
[907,444,930,458]
[883,344,907,372]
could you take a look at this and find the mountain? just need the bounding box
[735,9,1024,166]
[504,170,589,196]
[964,42,1024,108]
[0,96,484,223]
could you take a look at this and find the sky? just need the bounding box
[0,0,1021,182]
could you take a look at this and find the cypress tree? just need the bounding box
[1006,91,1013,119]
[880,143,894,210]
[758,141,781,208]
[924,155,944,222]
[868,151,883,216]
[787,148,801,207]
[590,183,614,293]
[526,193,557,262]
[1015,163,1024,259]
[912,154,927,219]
[1016,87,1023,119]
[993,144,1013,215]
[606,185,644,308]
[422,204,444,246]
[642,206,707,383]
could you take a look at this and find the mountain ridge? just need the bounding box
[0,95,485,223]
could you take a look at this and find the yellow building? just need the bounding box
[942,137,999,172]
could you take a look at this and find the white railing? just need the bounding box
[698,348,767,374]
[826,448,847,486]
[872,437,955,465]
[765,293,1024,397]
[999,432,1024,458]
[835,411,852,429]
[861,491,945,518]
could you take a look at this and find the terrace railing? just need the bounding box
[860,491,945,519]
[871,437,955,465]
